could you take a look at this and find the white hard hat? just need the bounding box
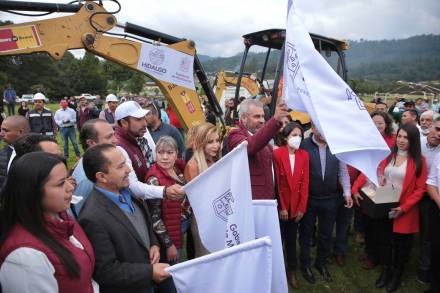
[106,94,119,103]
[33,92,46,101]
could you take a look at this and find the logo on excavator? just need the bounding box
[179,57,191,73]
[149,48,165,65]
[0,25,41,53]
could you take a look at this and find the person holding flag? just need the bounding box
[299,124,352,283]
[228,98,289,199]
[184,122,221,257]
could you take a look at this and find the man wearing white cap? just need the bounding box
[99,94,119,128]
[27,92,56,136]
[115,101,184,200]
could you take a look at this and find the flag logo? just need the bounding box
[212,190,234,222]
[346,88,366,111]
[286,42,300,80]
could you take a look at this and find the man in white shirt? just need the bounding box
[418,117,440,284]
[114,101,184,200]
[425,152,440,293]
[420,110,439,137]
[54,100,80,160]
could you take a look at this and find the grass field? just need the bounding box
[284,235,428,293]
[3,103,431,292]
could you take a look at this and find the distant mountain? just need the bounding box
[199,34,440,82]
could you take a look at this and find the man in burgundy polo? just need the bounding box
[114,101,184,201]
[228,98,289,199]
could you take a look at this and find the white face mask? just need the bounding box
[287,136,302,149]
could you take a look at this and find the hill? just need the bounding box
[200,34,440,82]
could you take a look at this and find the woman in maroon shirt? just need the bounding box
[0,152,96,292]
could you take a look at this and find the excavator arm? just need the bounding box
[0,0,223,130]
[214,70,260,101]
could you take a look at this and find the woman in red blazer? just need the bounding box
[353,123,427,292]
[371,111,396,148]
[357,111,397,270]
[274,122,309,289]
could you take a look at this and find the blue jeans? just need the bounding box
[300,197,338,268]
[60,126,80,157]
[7,103,14,116]
[333,197,353,256]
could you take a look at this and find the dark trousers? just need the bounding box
[418,196,432,272]
[334,198,353,256]
[280,218,299,271]
[156,248,176,293]
[376,218,414,269]
[430,202,440,291]
[364,215,391,264]
[300,197,338,268]
[6,103,14,116]
[353,205,366,233]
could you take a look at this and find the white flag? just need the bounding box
[183,141,255,252]
[253,200,288,293]
[283,0,390,184]
[166,237,272,293]
[137,42,195,90]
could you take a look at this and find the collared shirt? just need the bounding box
[6,146,15,172]
[427,152,440,186]
[311,134,351,197]
[421,135,440,170]
[149,122,185,155]
[72,158,94,215]
[54,107,77,128]
[95,186,134,214]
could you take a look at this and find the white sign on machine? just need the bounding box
[137,43,195,90]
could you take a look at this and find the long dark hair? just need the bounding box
[371,111,394,137]
[0,152,80,278]
[392,123,423,177]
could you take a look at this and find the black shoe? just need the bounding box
[386,269,402,293]
[375,266,392,288]
[301,266,316,284]
[417,269,431,284]
[314,264,333,282]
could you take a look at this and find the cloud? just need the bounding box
[1,0,439,57]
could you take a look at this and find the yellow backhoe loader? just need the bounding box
[0,0,224,131]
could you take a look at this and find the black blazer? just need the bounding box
[79,188,159,293]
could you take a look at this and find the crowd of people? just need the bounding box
[0,88,439,293]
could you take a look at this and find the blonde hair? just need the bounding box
[186,124,199,149]
[192,122,221,173]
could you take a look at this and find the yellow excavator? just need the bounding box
[213,70,260,111]
[0,0,223,131]
[232,29,376,127]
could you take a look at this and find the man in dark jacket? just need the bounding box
[0,115,30,190]
[79,144,170,293]
[299,124,352,284]
[27,93,56,136]
[227,98,288,199]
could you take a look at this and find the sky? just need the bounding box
[1,0,439,57]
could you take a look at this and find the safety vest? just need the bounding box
[28,108,54,136]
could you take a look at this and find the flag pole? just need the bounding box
[270,42,285,116]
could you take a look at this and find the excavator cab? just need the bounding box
[233,29,349,127]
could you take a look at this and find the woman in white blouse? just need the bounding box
[0,152,98,293]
